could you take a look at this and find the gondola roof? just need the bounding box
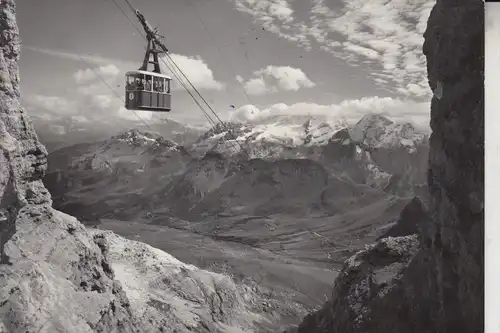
[125,70,172,80]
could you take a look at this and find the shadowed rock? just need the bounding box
[0,1,294,332]
[294,0,484,332]
[378,196,427,239]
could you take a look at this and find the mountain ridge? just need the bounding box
[44,112,429,217]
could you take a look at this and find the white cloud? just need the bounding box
[233,0,312,50]
[159,54,225,91]
[244,77,270,95]
[74,69,98,84]
[26,92,430,133]
[25,93,111,117]
[27,95,78,115]
[25,46,225,122]
[117,106,154,121]
[268,1,294,22]
[26,46,225,92]
[235,0,295,23]
[230,0,435,99]
[343,42,379,60]
[25,92,155,122]
[90,94,114,110]
[258,65,316,90]
[230,96,430,131]
[74,64,120,84]
[73,63,123,99]
[239,65,315,95]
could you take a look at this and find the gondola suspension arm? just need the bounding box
[135,9,167,52]
[120,0,251,158]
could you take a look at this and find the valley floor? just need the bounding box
[93,219,337,314]
[89,196,406,329]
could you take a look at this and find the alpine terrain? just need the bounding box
[0,0,484,332]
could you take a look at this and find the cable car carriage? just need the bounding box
[125,70,171,112]
[125,31,172,112]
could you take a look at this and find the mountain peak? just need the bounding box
[197,121,246,142]
[112,129,158,143]
[356,114,393,129]
[102,129,182,155]
[349,114,424,150]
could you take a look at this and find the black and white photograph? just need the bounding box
[0,0,490,332]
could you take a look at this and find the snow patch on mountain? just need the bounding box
[349,114,425,151]
[111,129,165,147]
[100,130,183,158]
[195,114,425,157]
[249,123,304,145]
[190,117,345,159]
[305,122,336,146]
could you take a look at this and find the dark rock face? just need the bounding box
[294,0,484,332]
[423,0,484,330]
[378,196,426,239]
[297,235,421,333]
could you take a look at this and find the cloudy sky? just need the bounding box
[17,0,434,129]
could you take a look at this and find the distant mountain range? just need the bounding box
[191,113,426,157]
[31,114,205,153]
[42,113,428,224]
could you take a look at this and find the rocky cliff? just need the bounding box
[1,1,136,331]
[0,1,287,332]
[294,0,484,332]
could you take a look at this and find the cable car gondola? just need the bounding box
[125,69,171,112]
[110,2,251,158]
[125,12,172,112]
